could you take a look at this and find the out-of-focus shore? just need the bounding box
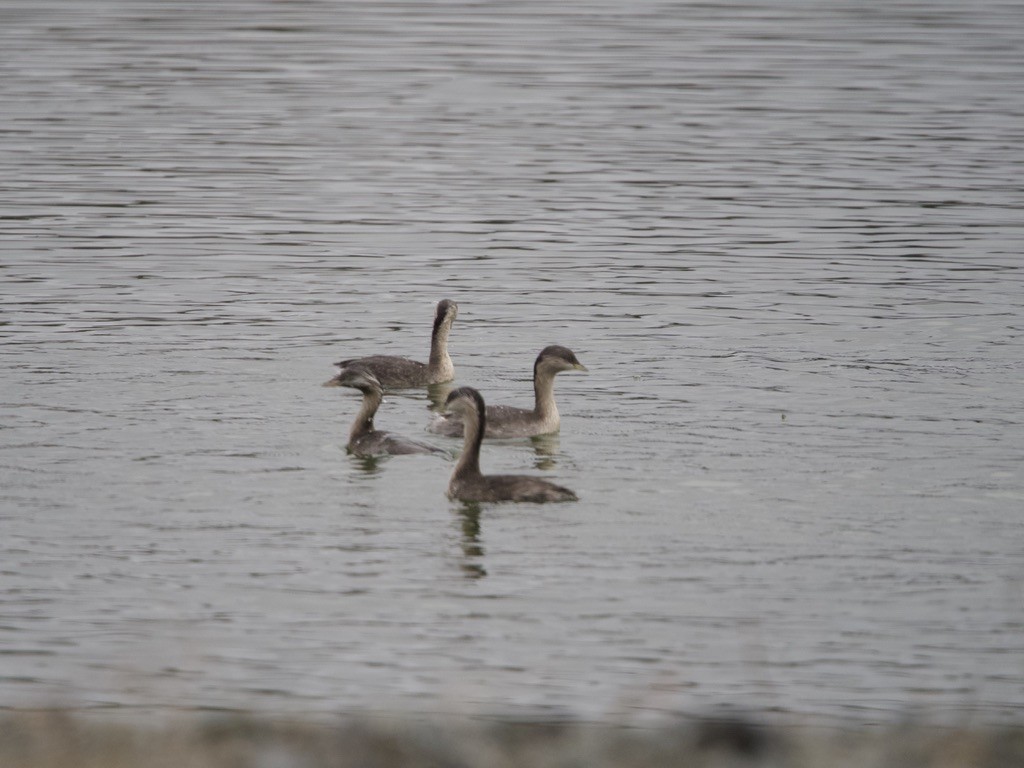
[1,711,1022,768]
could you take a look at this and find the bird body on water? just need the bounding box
[430,345,586,438]
[445,386,578,503]
[335,299,458,389]
[325,365,444,457]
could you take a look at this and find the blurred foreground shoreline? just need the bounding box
[2,710,1022,767]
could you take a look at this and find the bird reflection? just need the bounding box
[426,381,455,411]
[456,502,487,579]
[529,433,561,470]
[351,454,384,474]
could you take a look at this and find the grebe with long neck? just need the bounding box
[334,299,457,389]
[430,345,586,438]
[445,387,578,503]
[324,366,444,457]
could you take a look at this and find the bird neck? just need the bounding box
[349,389,381,443]
[428,319,453,378]
[532,366,559,421]
[453,405,485,479]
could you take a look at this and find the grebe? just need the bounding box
[430,345,586,438]
[444,387,578,503]
[334,299,457,388]
[324,365,444,457]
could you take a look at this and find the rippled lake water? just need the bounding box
[2,0,1023,725]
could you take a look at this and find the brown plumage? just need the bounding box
[430,345,587,438]
[324,365,445,457]
[334,299,457,388]
[444,387,578,503]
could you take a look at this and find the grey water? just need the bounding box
[2,0,1023,725]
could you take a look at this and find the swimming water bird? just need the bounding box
[334,299,458,388]
[429,345,587,438]
[445,387,578,503]
[324,365,444,457]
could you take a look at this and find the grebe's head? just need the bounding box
[443,386,484,419]
[535,345,588,375]
[433,299,458,332]
[323,364,384,394]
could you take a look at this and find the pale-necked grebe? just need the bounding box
[334,299,457,388]
[444,387,578,503]
[324,365,444,457]
[430,345,586,438]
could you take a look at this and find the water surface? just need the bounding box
[2,0,1023,724]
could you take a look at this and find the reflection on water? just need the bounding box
[352,455,385,475]
[1,0,1022,726]
[455,503,487,580]
[426,382,456,412]
[529,434,561,471]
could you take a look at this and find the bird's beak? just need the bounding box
[322,376,343,388]
[574,362,588,372]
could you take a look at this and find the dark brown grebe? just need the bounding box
[334,299,457,388]
[444,387,578,503]
[430,345,586,438]
[324,365,444,457]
